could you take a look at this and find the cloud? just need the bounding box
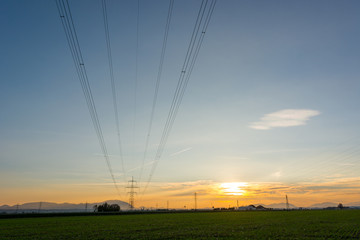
[249,109,320,130]
[271,171,282,178]
[169,147,192,157]
[160,180,213,191]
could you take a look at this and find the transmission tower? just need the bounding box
[194,192,197,211]
[286,195,289,210]
[126,176,139,210]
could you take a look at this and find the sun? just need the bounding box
[219,182,247,196]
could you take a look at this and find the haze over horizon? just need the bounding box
[1,0,360,208]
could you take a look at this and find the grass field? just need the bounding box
[1,210,360,239]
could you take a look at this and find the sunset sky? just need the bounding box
[1,0,360,208]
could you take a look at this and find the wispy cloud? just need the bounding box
[249,109,320,130]
[124,161,155,173]
[160,180,213,191]
[169,147,192,157]
[271,171,282,178]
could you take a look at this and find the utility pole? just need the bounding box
[126,176,138,210]
[38,202,42,213]
[16,204,19,214]
[286,195,289,210]
[85,202,88,212]
[237,200,239,209]
[167,200,169,210]
[194,192,197,211]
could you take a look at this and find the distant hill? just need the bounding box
[247,202,359,209]
[346,202,360,207]
[264,202,298,209]
[251,203,298,209]
[2,200,359,213]
[0,200,131,213]
[309,202,338,208]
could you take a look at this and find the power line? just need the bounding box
[132,0,140,158]
[143,0,217,194]
[307,149,360,181]
[55,0,120,195]
[280,135,360,179]
[101,0,126,184]
[289,143,360,181]
[138,0,174,188]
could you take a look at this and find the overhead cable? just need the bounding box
[138,0,174,188]
[132,0,140,157]
[55,0,121,195]
[101,0,126,184]
[143,0,217,194]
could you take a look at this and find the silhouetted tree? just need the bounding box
[337,203,344,209]
[94,202,121,212]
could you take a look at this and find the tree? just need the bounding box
[94,202,121,212]
[337,203,344,209]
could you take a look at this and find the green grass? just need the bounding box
[1,210,360,239]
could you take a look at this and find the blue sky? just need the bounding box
[1,0,360,207]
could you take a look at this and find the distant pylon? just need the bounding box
[194,192,197,211]
[126,176,139,210]
[286,195,289,210]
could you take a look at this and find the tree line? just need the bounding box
[93,202,121,212]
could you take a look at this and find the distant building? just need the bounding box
[238,205,269,211]
[255,205,267,210]
[238,205,256,211]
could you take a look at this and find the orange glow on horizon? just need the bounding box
[2,179,360,209]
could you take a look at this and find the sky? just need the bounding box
[1,0,360,208]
